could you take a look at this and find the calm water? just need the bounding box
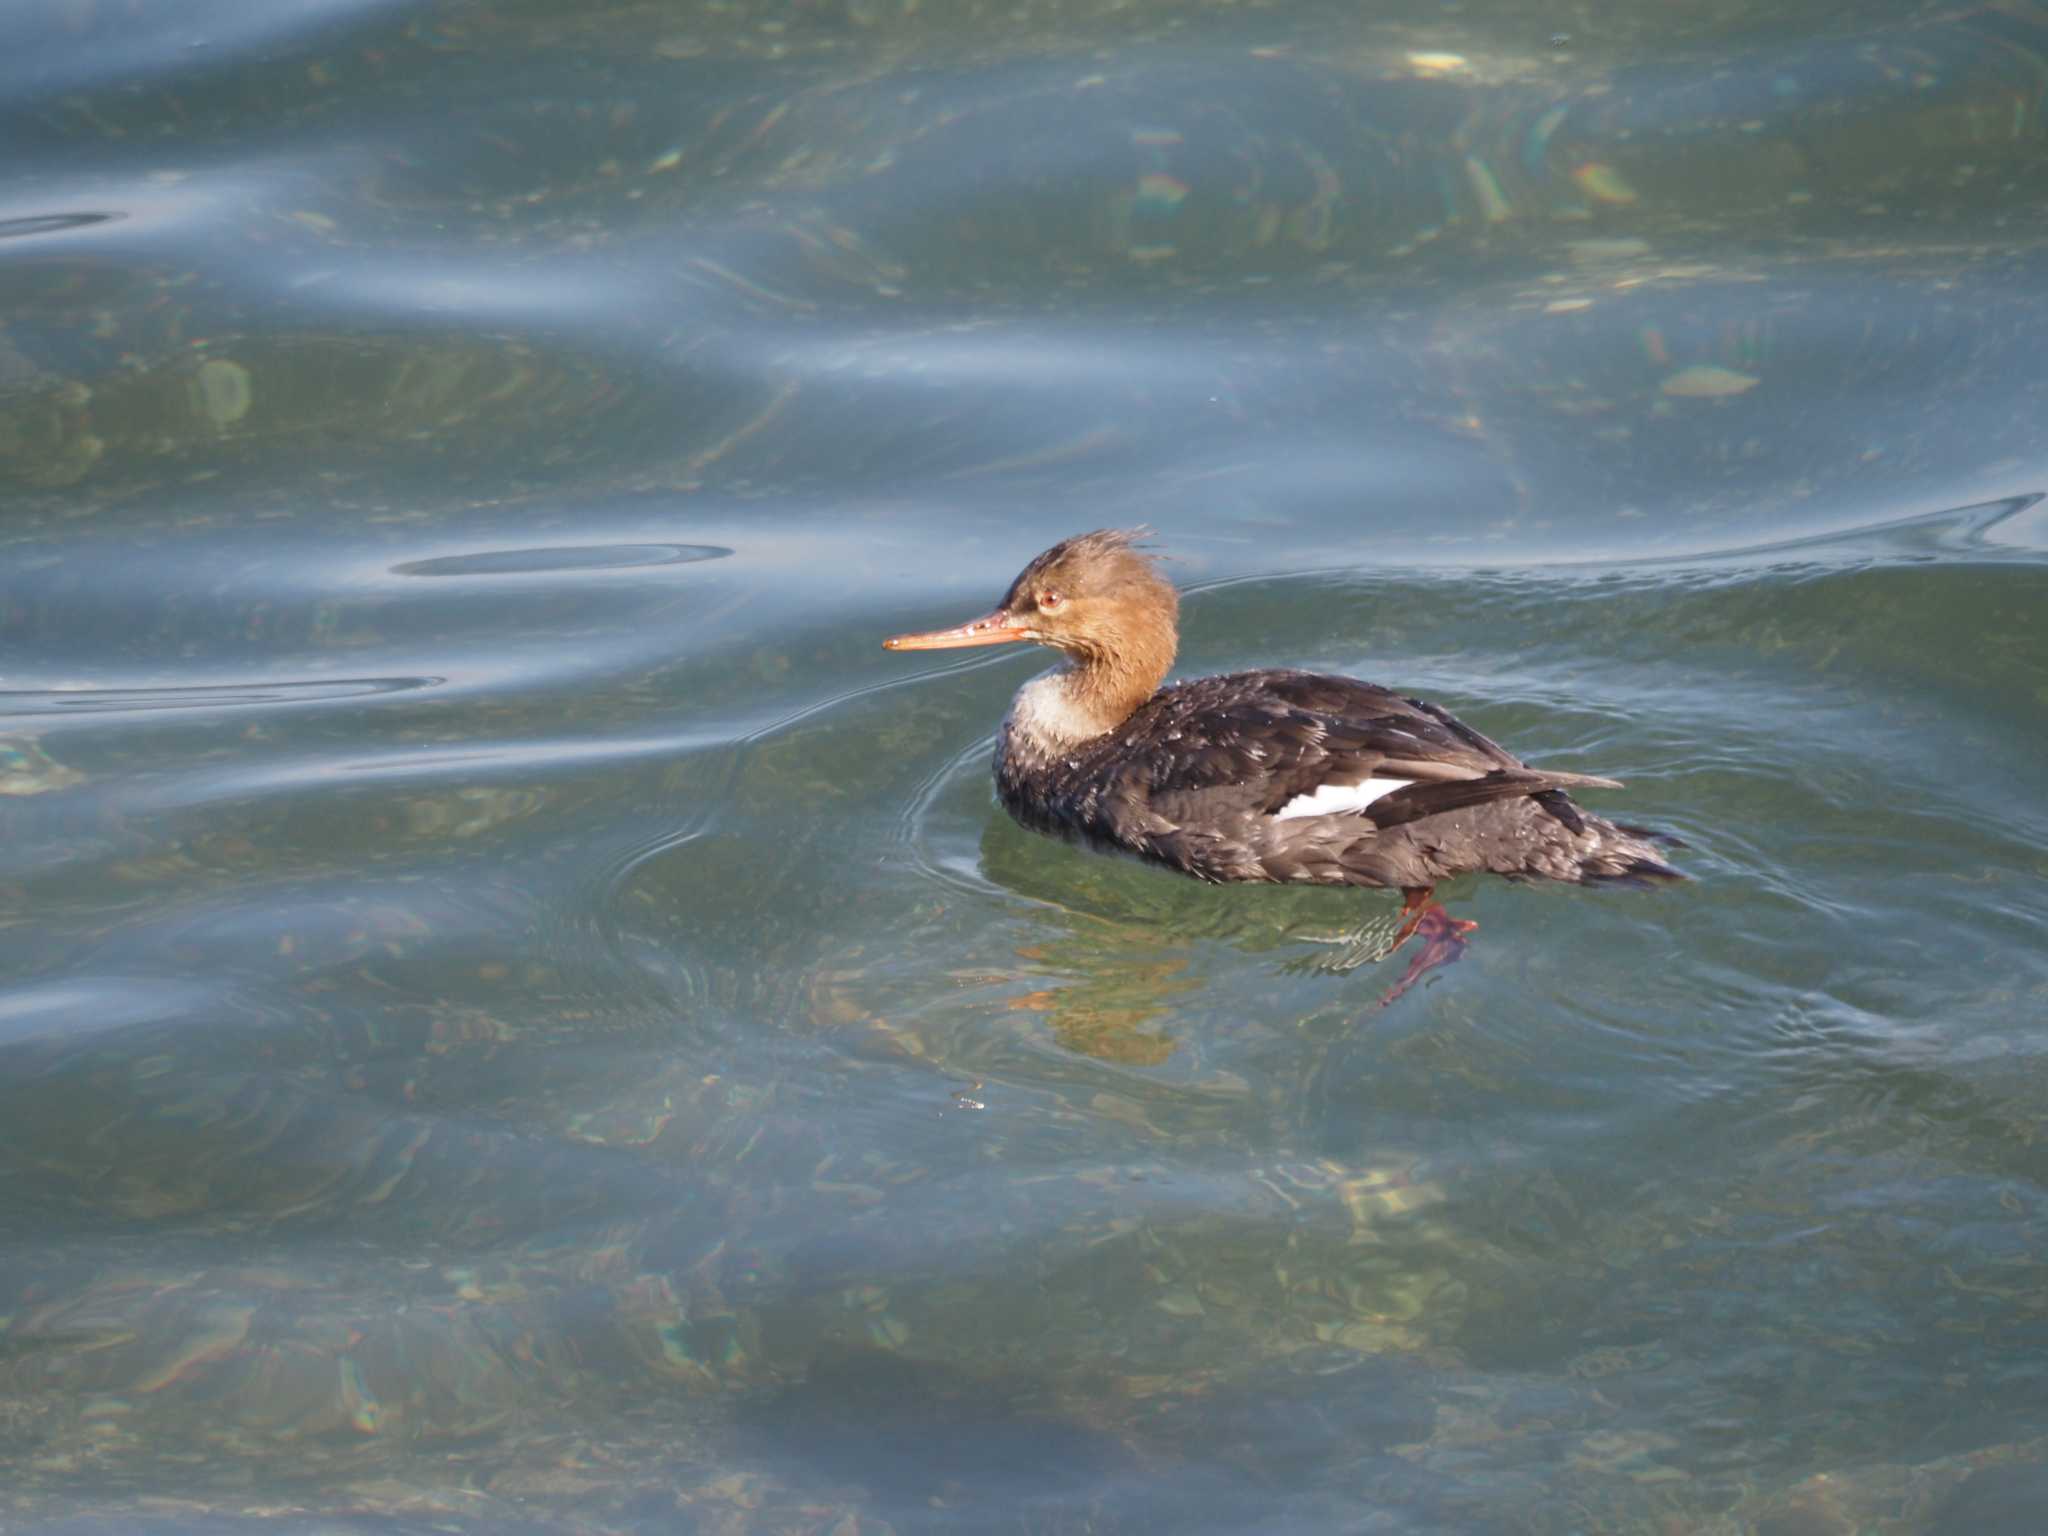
[5,1,2048,1530]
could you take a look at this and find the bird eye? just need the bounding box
[1037,590,1064,612]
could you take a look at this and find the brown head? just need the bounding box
[884,528,1180,732]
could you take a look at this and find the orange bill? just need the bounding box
[883,609,1034,650]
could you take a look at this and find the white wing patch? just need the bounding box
[1273,777,1411,821]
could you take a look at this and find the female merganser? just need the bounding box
[885,529,1681,1002]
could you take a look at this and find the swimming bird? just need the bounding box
[884,529,1680,1003]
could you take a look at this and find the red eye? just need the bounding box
[1037,590,1064,612]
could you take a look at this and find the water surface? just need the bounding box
[4,1,2048,1531]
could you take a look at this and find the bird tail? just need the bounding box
[1586,856,1687,887]
[1579,819,1688,885]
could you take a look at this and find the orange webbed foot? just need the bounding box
[1377,890,1477,1007]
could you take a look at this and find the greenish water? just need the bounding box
[4,1,2048,1531]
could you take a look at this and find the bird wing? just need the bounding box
[1127,671,1617,832]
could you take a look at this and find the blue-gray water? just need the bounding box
[4,2,2048,1531]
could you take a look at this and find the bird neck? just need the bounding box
[1005,626,1175,759]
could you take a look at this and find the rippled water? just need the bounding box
[5,1,2048,1531]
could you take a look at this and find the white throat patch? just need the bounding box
[1005,670,1112,756]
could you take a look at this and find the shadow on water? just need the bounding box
[737,1345,1132,1512]
[738,1342,1443,1533]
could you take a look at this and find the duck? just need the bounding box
[884,529,1681,1002]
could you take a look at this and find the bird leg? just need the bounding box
[1377,887,1478,1008]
